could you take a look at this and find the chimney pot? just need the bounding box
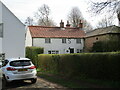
[66,20,70,27]
[78,20,83,29]
[60,20,64,28]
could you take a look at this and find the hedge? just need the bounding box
[38,52,120,81]
[26,46,43,67]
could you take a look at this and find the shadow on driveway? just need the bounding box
[3,80,33,89]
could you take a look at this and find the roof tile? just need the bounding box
[29,26,85,38]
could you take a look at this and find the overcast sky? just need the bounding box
[1,0,119,27]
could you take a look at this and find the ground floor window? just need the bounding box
[48,50,59,54]
[76,49,82,53]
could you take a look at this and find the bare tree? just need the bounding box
[67,7,93,31]
[35,4,56,26]
[83,20,93,31]
[68,7,83,27]
[90,0,119,14]
[25,17,33,26]
[117,6,120,25]
[37,18,56,26]
[96,16,114,28]
[89,0,120,25]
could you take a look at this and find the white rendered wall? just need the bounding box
[25,28,32,46]
[0,2,2,53]
[33,38,84,54]
[2,3,25,58]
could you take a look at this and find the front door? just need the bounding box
[70,48,74,53]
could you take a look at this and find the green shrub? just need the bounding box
[26,46,43,67]
[92,40,120,52]
[38,52,120,81]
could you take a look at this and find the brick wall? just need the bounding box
[84,34,109,52]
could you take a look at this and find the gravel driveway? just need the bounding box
[3,77,66,89]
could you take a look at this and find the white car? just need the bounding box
[0,61,2,77]
[2,58,37,86]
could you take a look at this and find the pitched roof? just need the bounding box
[86,25,120,37]
[28,26,85,38]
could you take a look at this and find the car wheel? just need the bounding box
[31,78,37,84]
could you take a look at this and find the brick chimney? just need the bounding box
[66,21,70,27]
[60,20,64,28]
[78,20,83,29]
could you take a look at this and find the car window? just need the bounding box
[10,60,31,67]
[2,60,9,67]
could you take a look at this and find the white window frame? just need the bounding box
[45,38,51,43]
[76,49,82,53]
[62,38,66,43]
[48,50,59,54]
[76,39,81,44]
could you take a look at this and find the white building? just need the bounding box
[0,1,25,58]
[26,21,85,54]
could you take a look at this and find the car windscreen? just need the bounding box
[10,60,31,67]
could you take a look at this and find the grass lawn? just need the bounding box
[37,72,120,88]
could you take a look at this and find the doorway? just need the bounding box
[70,48,74,53]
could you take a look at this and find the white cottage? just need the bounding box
[26,20,85,54]
[0,1,25,58]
